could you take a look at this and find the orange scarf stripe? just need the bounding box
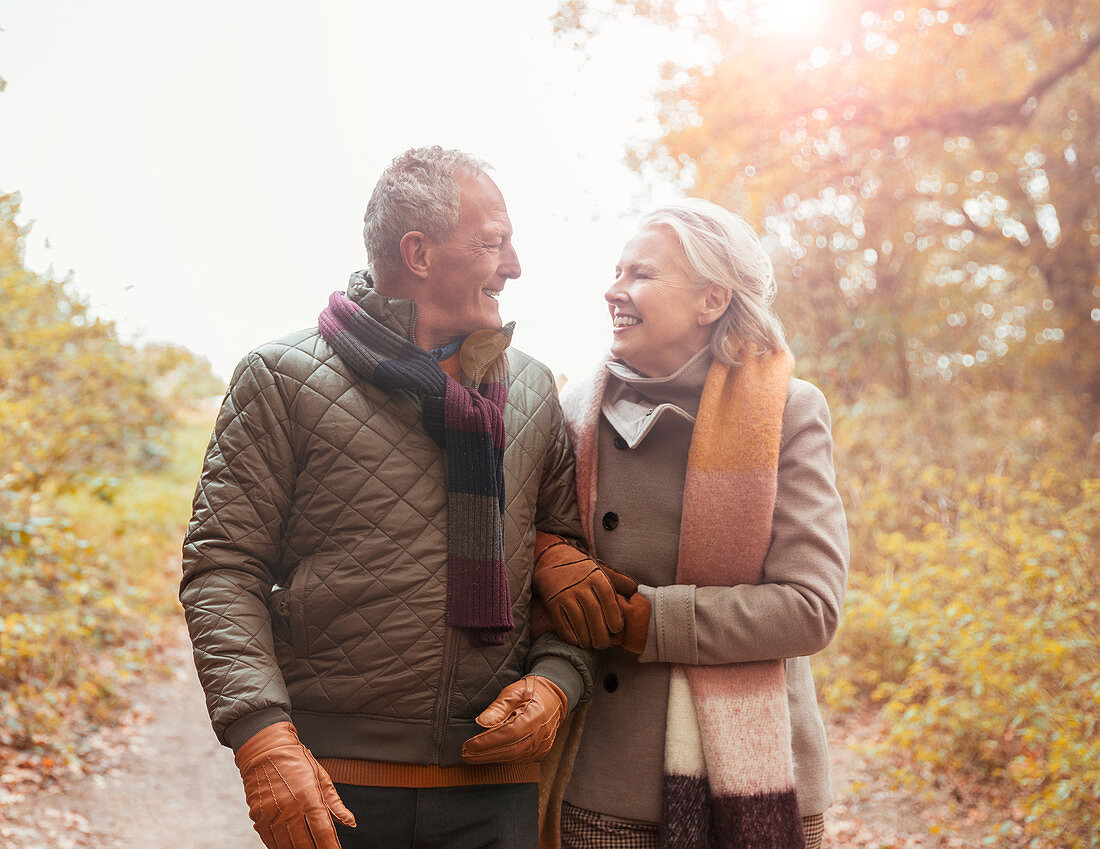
[688,351,793,474]
[678,350,793,588]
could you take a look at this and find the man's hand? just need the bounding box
[533,532,624,648]
[234,721,356,849]
[461,676,567,764]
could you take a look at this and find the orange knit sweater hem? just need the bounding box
[316,758,540,788]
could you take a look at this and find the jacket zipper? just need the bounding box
[431,624,460,761]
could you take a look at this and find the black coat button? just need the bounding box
[602,511,619,531]
[603,673,619,693]
[613,435,629,450]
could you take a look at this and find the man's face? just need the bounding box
[421,173,521,345]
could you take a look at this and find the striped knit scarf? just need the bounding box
[318,291,514,646]
[562,348,802,849]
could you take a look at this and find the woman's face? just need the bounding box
[605,225,717,378]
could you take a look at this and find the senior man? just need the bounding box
[180,147,601,849]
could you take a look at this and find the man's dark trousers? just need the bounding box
[332,782,538,849]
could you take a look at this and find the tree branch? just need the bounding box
[860,34,1100,138]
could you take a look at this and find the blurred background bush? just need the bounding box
[0,191,222,765]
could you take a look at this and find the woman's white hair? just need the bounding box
[639,198,787,364]
[363,146,489,280]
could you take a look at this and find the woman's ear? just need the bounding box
[399,231,431,280]
[698,283,733,327]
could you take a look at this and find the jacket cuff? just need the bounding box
[224,706,293,753]
[527,632,596,711]
[637,584,698,665]
[528,656,584,714]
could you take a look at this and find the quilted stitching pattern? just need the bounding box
[180,326,593,750]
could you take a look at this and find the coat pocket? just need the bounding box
[269,562,312,654]
[267,585,293,647]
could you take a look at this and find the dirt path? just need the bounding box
[822,711,1018,848]
[1,626,1016,849]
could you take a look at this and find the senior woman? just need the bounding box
[531,199,849,849]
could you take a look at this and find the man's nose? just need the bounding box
[500,243,521,279]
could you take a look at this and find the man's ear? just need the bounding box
[399,232,431,280]
[698,283,733,327]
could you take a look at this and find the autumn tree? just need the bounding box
[1,191,219,757]
[137,341,225,402]
[556,0,1100,410]
[0,192,171,499]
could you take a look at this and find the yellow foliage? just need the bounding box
[0,424,209,755]
[817,387,1099,848]
[0,188,219,759]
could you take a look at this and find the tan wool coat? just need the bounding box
[545,351,849,832]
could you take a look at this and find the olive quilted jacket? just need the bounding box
[180,278,596,766]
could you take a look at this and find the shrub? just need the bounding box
[819,386,1099,848]
[0,424,211,756]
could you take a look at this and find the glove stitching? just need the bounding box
[260,761,286,818]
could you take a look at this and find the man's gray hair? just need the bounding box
[363,146,489,279]
[638,198,787,364]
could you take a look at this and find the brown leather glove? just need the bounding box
[529,596,555,640]
[600,559,640,597]
[609,591,652,654]
[533,532,624,648]
[460,675,567,764]
[234,721,356,849]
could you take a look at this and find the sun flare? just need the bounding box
[756,0,829,38]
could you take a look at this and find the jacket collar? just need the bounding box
[605,347,711,414]
[346,270,418,341]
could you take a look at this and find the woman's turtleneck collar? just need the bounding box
[602,347,713,449]
[605,347,712,415]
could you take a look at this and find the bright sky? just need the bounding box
[0,0,690,382]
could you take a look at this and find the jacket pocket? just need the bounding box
[267,585,293,646]
[272,562,313,654]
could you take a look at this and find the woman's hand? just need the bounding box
[609,591,651,654]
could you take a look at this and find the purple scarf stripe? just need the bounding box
[318,291,513,646]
